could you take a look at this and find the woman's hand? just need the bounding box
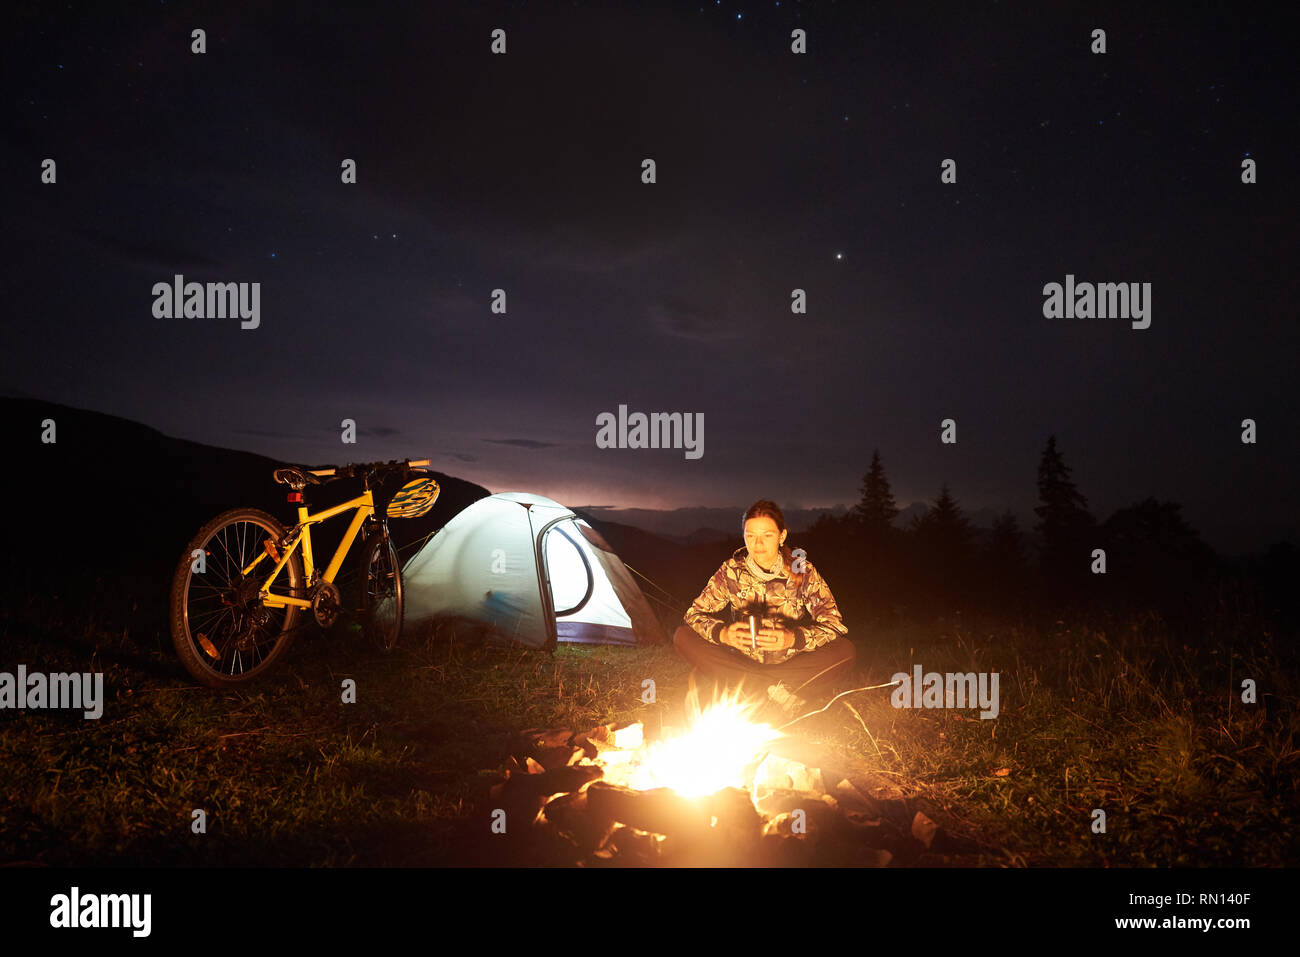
[718,621,751,649]
[756,625,795,652]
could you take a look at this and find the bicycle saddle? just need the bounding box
[272,467,324,489]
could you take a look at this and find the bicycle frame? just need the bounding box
[240,489,379,610]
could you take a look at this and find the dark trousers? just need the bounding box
[671,624,857,702]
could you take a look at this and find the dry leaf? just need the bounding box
[993,767,1011,777]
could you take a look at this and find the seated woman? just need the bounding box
[673,499,857,718]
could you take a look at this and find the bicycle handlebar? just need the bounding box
[317,460,428,478]
[301,458,431,481]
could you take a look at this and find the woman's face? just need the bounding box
[743,516,786,566]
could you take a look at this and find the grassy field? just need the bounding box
[1,572,1296,867]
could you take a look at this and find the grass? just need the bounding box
[0,576,1296,866]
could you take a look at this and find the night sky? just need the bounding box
[5,1,1296,554]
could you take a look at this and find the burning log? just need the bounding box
[534,745,585,770]
[761,832,816,866]
[487,774,549,831]
[586,782,711,838]
[543,790,617,855]
[520,728,579,750]
[603,825,662,865]
[489,763,605,831]
[492,693,927,865]
[531,763,604,796]
[833,778,882,825]
[705,786,764,848]
[753,754,825,795]
[753,787,815,818]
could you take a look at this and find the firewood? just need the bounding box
[610,722,644,749]
[519,728,578,750]
[487,772,549,830]
[534,763,604,798]
[606,825,661,864]
[706,787,763,847]
[833,778,881,820]
[754,787,811,818]
[752,754,827,795]
[586,782,711,837]
[542,788,587,824]
[533,745,584,770]
[543,790,617,854]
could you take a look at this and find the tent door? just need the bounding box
[545,524,595,617]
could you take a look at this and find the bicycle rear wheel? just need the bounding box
[170,507,305,687]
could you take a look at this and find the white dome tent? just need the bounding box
[400,492,664,650]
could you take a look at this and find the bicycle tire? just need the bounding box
[170,507,305,687]
[359,533,403,651]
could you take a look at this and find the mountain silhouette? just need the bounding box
[0,397,492,591]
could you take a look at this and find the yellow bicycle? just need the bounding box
[169,458,438,687]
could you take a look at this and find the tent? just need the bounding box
[400,492,664,650]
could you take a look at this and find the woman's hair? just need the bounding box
[742,499,806,588]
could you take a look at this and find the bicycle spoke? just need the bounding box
[177,509,304,685]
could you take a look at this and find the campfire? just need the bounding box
[590,688,782,797]
[485,686,944,866]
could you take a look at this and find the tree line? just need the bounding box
[801,436,1233,625]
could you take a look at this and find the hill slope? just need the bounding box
[0,397,492,589]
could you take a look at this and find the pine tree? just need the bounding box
[854,450,899,534]
[911,482,974,553]
[987,509,1028,569]
[1034,435,1095,582]
[1100,497,1218,599]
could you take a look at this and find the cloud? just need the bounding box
[233,427,316,441]
[647,299,741,342]
[234,423,401,441]
[483,437,560,449]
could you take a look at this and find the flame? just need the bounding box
[597,685,783,798]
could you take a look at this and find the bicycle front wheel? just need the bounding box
[360,534,403,651]
[170,508,305,687]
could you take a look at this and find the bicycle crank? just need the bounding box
[311,582,342,628]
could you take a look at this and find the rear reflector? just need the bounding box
[198,633,220,659]
[287,492,303,503]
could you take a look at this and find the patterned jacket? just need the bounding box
[683,547,849,664]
